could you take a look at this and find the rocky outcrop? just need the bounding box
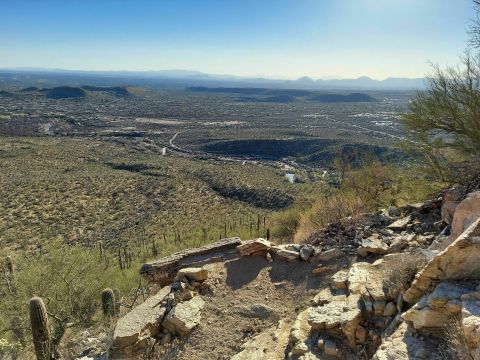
[403,281,471,329]
[120,187,480,360]
[111,286,171,358]
[308,294,362,348]
[404,218,480,304]
[451,191,480,240]
[162,296,205,337]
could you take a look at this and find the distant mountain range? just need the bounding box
[0,68,426,90]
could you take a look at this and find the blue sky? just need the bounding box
[0,0,476,79]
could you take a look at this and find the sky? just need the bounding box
[0,0,476,79]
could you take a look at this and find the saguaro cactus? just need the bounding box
[29,297,51,360]
[101,288,116,317]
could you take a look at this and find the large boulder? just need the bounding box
[451,191,480,240]
[111,286,171,357]
[404,218,480,304]
[162,295,205,337]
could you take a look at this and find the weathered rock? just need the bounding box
[461,292,480,355]
[373,300,387,315]
[355,325,367,344]
[291,342,309,355]
[442,186,465,224]
[312,287,346,306]
[162,295,205,336]
[276,249,300,262]
[387,215,411,231]
[373,322,439,360]
[388,206,401,217]
[451,191,480,240]
[237,238,272,256]
[403,281,470,329]
[358,234,390,255]
[317,248,344,261]
[140,237,241,285]
[331,270,349,290]
[324,339,338,357]
[308,294,362,348]
[289,309,311,347]
[383,302,397,317]
[299,244,314,261]
[111,286,170,356]
[404,218,480,304]
[177,267,208,282]
[388,233,416,252]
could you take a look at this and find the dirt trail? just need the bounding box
[172,255,346,360]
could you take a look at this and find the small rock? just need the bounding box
[265,252,273,262]
[383,302,397,317]
[177,267,208,282]
[161,332,171,346]
[317,338,325,350]
[388,206,401,217]
[312,267,328,275]
[299,245,314,261]
[317,248,343,261]
[291,342,308,355]
[373,300,386,315]
[387,216,411,231]
[324,339,338,357]
[331,270,348,290]
[355,325,367,344]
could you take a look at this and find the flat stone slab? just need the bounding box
[237,238,272,256]
[140,237,241,285]
[276,249,300,261]
[387,215,411,231]
[112,286,170,351]
[162,295,205,337]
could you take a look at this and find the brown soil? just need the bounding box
[166,254,347,360]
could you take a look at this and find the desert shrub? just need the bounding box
[341,155,396,206]
[269,208,302,241]
[0,241,140,358]
[401,54,480,182]
[294,192,366,242]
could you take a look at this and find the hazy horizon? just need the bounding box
[0,0,475,79]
